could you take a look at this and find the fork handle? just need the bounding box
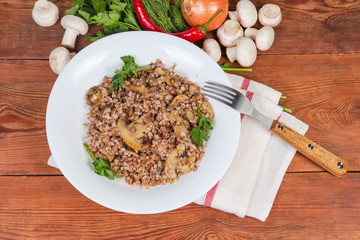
[270,121,348,177]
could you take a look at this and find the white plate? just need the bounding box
[46,31,240,214]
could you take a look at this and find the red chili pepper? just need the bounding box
[133,0,223,42]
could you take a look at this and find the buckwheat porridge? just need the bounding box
[84,58,214,188]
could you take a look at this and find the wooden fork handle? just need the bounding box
[270,120,348,177]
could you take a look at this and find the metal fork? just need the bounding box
[202,82,273,129]
[202,81,347,177]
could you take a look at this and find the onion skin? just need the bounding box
[181,0,229,31]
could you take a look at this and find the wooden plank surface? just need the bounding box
[1,0,360,59]
[0,173,359,239]
[1,54,358,175]
[1,0,360,238]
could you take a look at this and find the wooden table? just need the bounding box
[1,0,359,239]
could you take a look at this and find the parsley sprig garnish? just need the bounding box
[191,103,213,148]
[84,143,121,180]
[66,0,142,42]
[111,55,153,94]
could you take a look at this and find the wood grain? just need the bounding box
[270,120,348,176]
[0,60,60,175]
[1,53,359,175]
[1,0,360,59]
[1,0,360,238]
[231,53,360,173]
[0,174,359,239]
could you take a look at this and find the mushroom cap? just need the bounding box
[217,19,243,47]
[32,0,59,27]
[236,0,257,28]
[235,37,257,67]
[256,26,275,51]
[203,38,222,62]
[258,4,282,27]
[61,15,89,35]
[49,47,71,74]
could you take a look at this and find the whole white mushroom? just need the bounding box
[203,39,222,62]
[226,37,257,67]
[32,0,59,27]
[245,26,275,51]
[61,15,89,49]
[256,26,275,51]
[236,0,258,28]
[217,19,243,47]
[258,4,282,27]
[49,47,75,74]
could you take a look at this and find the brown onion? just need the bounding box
[181,0,229,31]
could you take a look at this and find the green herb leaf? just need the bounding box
[109,3,127,11]
[93,1,107,13]
[191,103,213,148]
[111,70,125,93]
[169,4,187,32]
[83,143,96,161]
[279,105,293,113]
[142,0,181,33]
[65,4,80,15]
[84,143,122,180]
[78,9,92,23]
[104,169,116,180]
[191,128,203,148]
[121,55,135,64]
[85,30,105,41]
[74,0,84,7]
[220,62,230,68]
[200,129,209,141]
[110,56,154,94]
[66,0,142,42]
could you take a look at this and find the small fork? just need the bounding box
[202,81,347,177]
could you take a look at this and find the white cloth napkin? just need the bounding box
[47,73,309,221]
[194,74,308,221]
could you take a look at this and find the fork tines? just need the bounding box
[202,82,238,106]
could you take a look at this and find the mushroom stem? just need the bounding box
[62,29,78,49]
[60,15,89,49]
[228,11,239,22]
[69,52,76,58]
[244,28,258,41]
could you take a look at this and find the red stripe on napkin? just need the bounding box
[240,88,254,121]
[204,182,219,206]
[246,91,254,101]
[241,78,251,90]
[204,79,254,207]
